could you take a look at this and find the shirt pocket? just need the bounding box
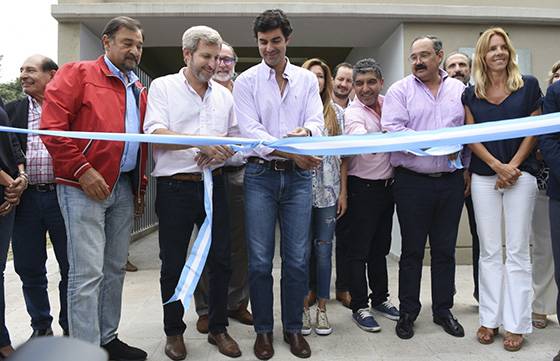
[205,106,229,135]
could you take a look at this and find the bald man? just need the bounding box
[6,55,69,338]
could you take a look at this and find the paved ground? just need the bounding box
[5,231,559,360]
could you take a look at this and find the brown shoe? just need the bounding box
[283,332,311,358]
[228,304,254,325]
[208,332,241,358]
[335,291,351,309]
[196,315,209,334]
[124,259,138,272]
[0,345,15,359]
[165,335,186,360]
[254,332,274,360]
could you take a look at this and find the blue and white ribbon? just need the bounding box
[1,111,560,307]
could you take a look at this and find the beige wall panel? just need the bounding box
[58,22,81,64]
[403,23,560,86]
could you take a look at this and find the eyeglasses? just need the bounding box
[218,56,237,65]
[408,51,436,63]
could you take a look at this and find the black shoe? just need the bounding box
[395,313,414,339]
[29,326,54,339]
[102,337,147,361]
[433,313,465,337]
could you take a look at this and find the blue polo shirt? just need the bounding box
[104,56,140,173]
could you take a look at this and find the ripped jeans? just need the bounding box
[307,205,337,300]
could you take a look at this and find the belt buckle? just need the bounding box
[273,161,285,171]
[428,172,443,178]
[36,183,51,192]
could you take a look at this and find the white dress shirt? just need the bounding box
[144,68,237,176]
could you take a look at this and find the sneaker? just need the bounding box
[102,337,147,361]
[302,308,312,336]
[372,300,400,321]
[352,308,381,332]
[315,308,332,336]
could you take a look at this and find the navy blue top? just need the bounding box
[539,81,560,200]
[462,75,542,176]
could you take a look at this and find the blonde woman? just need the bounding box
[301,58,347,336]
[463,27,541,351]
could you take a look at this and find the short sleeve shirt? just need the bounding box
[462,75,542,176]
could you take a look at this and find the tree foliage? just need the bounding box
[0,79,24,103]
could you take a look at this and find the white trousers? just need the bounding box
[471,172,537,334]
[531,189,558,315]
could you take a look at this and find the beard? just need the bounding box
[213,70,234,83]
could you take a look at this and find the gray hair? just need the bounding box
[411,35,443,53]
[444,51,472,69]
[182,26,222,52]
[222,41,238,62]
[353,58,383,81]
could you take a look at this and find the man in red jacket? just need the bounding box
[40,16,148,361]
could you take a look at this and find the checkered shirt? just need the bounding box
[26,96,55,184]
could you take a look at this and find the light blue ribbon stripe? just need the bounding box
[2,112,560,308]
[1,112,559,157]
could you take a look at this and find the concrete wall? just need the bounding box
[402,22,560,88]
[79,25,103,61]
[66,0,560,8]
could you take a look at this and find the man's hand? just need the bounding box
[194,152,222,168]
[448,152,460,161]
[0,200,13,217]
[4,176,27,204]
[291,154,322,170]
[337,193,347,219]
[134,194,145,217]
[463,171,472,197]
[286,127,310,137]
[79,168,110,201]
[197,145,235,163]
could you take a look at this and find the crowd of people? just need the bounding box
[0,8,559,361]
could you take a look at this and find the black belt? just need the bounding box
[223,165,246,173]
[397,167,459,178]
[28,183,56,192]
[349,175,393,187]
[247,157,299,171]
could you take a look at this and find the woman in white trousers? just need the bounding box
[463,27,542,352]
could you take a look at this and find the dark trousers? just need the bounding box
[335,213,351,293]
[12,188,69,333]
[156,175,231,335]
[0,190,14,347]
[548,198,560,323]
[393,168,464,319]
[346,176,394,313]
[464,195,480,300]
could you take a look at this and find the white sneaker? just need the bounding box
[315,308,332,335]
[302,308,312,335]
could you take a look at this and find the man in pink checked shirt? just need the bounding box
[381,35,466,340]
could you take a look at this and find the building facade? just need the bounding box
[52,0,560,263]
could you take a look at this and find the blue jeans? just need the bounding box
[308,205,336,300]
[12,187,68,332]
[57,175,133,345]
[244,163,312,334]
[0,192,14,347]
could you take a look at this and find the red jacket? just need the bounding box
[41,56,148,195]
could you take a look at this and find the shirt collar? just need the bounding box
[103,55,139,86]
[261,57,294,81]
[27,95,40,111]
[180,67,213,97]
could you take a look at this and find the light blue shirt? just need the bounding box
[104,56,140,172]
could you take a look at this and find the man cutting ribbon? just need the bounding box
[143,25,241,360]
